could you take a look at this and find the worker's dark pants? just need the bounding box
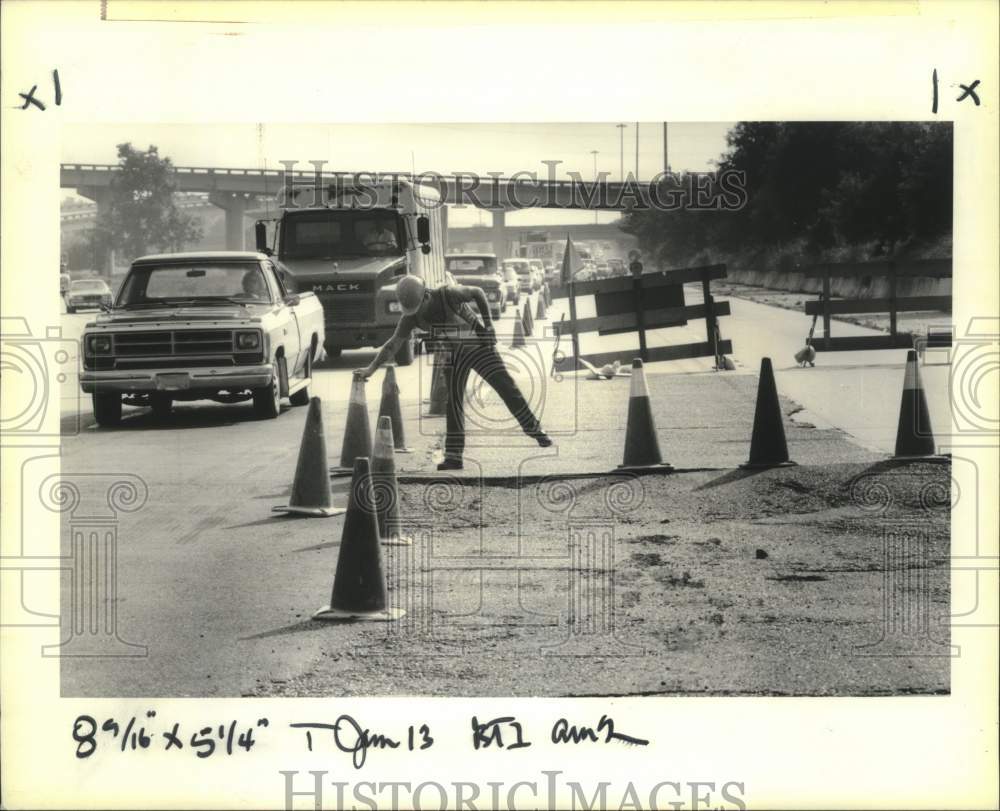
[442,339,541,460]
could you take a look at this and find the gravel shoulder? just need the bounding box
[252,460,950,697]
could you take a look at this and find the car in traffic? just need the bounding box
[502,266,520,305]
[502,258,535,294]
[527,259,545,291]
[607,258,625,275]
[444,253,506,319]
[79,251,325,426]
[65,278,113,313]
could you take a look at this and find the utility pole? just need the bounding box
[662,122,669,173]
[590,149,599,224]
[616,123,626,182]
[635,122,640,179]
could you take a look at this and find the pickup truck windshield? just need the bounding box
[281,210,403,260]
[117,263,271,307]
[446,258,496,275]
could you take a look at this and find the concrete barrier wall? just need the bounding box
[727,268,951,300]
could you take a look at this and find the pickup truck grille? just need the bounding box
[113,329,235,356]
[85,329,265,371]
[318,294,373,325]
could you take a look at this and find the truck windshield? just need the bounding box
[117,263,271,307]
[281,210,404,260]
[446,258,496,275]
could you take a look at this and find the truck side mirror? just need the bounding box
[416,215,431,246]
[255,222,272,256]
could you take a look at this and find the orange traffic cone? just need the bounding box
[619,359,673,471]
[893,349,945,461]
[330,375,372,477]
[544,282,552,307]
[377,364,411,453]
[273,397,346,517]
[740,357,796,469]
[511,315,527,349]
[535,293,547,321]
[522,300,534,337]
[372,416,412,546]
[424,350,448,417]
[313,457,405,622]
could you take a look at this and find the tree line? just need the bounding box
[621,122,953,270]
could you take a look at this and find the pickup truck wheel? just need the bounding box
[324,343,342,359]
[252,367,281,419]
[66,306,75,314]
[394,336,415,367]
[92,392,122,427]
[150,395,172,420]
[289,353,311,406]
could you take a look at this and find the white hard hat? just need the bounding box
[396,275,426,315]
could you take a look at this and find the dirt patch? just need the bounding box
[252,460,951,697]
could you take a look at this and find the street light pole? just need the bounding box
[590,149,600,224]
[635,122,640,179]
[616,123,626,182]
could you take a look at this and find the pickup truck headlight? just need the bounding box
[387,301,402,313]
[235,330,261,350]
[85,334,112,354]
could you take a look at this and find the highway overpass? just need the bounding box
[61,163,657,261]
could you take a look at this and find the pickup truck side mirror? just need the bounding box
[255,222,273,256]
[284,293,301,307]
[416,215,431,246]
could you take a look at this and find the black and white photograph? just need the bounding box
[1,2,997,810]
[53,120,956,699]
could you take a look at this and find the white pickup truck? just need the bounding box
[80,251,325,426]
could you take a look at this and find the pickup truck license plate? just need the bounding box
[155,373,191,391]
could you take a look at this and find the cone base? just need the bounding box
[617,462,675,473]
[328,466,355,478]
[739,460,798,470]
[393,446,414,454]
[381,533,413,547]
[422,412,446,418]
[272,505,346,518]
[312,605,406,622]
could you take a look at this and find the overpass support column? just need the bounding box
[209,192,249,250]
[440,204,449,256]
[76,186,113,274]
[490,210,507,260]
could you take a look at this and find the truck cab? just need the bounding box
[258,178,446,365]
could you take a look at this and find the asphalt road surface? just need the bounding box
[52,285,951,697]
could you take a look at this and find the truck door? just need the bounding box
[266,261,303,377]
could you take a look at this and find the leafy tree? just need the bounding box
[623,122,953,268]
[99,143,202,265]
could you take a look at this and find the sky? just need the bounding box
[62,122,734,227]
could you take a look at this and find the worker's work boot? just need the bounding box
[531,430,553,448]
[437,457,463,471]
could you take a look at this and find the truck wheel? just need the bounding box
[92,392,122,427]
[289,353,311,406]
[66,306,75,314]
[324,342,342,359]
[150,395,172,420]
[394,337,415,367]
[252,367,281,419]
